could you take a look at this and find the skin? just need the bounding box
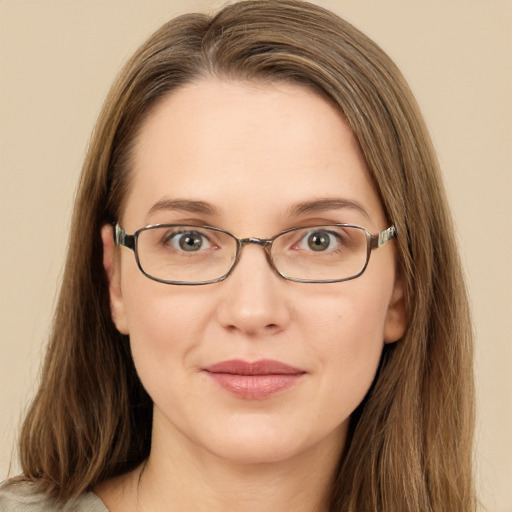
[98,79,406,512]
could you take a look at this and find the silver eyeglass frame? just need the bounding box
[114,222,396,285]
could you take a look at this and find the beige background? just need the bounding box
[0,0,510,510]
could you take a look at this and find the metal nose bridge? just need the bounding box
[239,237,272,247]
[235,237,275,272]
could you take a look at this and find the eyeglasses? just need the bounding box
[114,223,396,285]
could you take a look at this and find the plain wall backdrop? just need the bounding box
[1,0,511,510]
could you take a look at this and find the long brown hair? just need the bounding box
[19,1,475,510]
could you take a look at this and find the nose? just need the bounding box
[215,243,291,338]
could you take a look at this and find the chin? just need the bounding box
[208,436,307,465]
[195,415,347,467]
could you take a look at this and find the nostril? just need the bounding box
[223,320,284,338]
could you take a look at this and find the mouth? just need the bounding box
[202,359,306,400]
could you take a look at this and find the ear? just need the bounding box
[101,224,130,335]
[384,276,407,344]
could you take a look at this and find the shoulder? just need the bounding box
[0,478,109,512]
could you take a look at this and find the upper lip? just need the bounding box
[203,359,305,375]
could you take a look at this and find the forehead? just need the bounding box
[123,78,385,231]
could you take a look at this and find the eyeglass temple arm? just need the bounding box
[114,223,135,250]
[370,225,396,249]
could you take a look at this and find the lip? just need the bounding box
[203,359,306,400]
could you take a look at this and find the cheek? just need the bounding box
[302,279,390,353]
[120,276,213,386]
[300,282,391,410]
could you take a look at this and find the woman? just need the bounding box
[0,0,476,510]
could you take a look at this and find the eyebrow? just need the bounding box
[147,197,371,222]
[148,198,218,217]
[287,198,371,221]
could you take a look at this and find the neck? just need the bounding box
[137,415,344,512]
[96,410,346,512]
[139,454,337,512]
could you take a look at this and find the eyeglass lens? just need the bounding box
[135,225,370,284]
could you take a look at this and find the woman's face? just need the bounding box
[103,79,406,466]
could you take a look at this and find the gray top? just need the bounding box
[0,479,109,512]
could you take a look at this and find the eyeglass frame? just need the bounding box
[113,222,397,285]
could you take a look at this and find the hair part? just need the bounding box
[19,1,475,510]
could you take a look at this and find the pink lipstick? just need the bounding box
[203,359,305,400]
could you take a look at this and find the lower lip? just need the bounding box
[205,372,304,400]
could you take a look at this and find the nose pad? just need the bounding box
[236,238,278,276]
[215,243,291,337]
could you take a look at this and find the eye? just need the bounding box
[297,229,342,252]
[164,230,212,252]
